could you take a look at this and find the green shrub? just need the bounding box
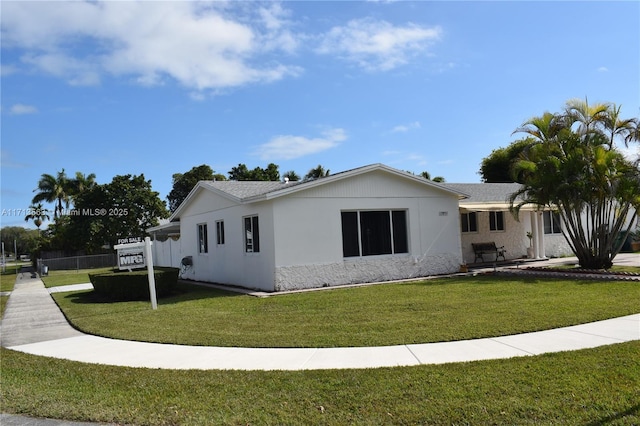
[89,267,179,301]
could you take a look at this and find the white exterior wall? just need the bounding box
[460,211,529,264]
[178,191,277,291]
[460,210,575,263]
[271,172,463,291]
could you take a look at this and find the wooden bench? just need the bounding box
[471,242,506,263]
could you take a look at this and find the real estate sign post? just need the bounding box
[114,237,157,310]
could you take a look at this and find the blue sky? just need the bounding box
[2,1,639,229]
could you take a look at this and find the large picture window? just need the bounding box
[244,215,260,253]
[341,210,408,258]
[197,223,208,254]
[543,211,562,234]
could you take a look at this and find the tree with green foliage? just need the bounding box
[32,169,72,219]
[228,163,280,181]
[0,226,41,256]
[282,170,300,181]
[509,99,640,269]
[70,172,97,197]
[167,165,224,212]
[419,171,446,182]
[24,203,50,230]
[32,170,97,219]
[304,165,330,181]
[479,138,534,183]
[69,174,169,252]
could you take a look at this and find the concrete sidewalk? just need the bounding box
[1,263,639,371]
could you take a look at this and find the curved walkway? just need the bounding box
[1,265,638,371]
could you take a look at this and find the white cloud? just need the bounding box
[0,64,19,76]
[391,121,421,133]
[0,149,29,168]
[1,1,302,92]
[9,104,38,115]
[597,66,609,72]
[255,128,347,160]
[317,18,442,71]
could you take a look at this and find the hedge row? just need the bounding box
[89,267,179,301]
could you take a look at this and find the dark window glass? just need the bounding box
[341,211,360,257]
[216,221,225,245]
[392,210,408,253]
[360,211,392,256]
[461,212,477,233]
[544,211,562,234]
[244,216,260,253]
[252,216,260,252]
[198,223,208,253]
[490,211,505,231]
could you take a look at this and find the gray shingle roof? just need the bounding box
[200,180,305,200]
[441,183,523,203]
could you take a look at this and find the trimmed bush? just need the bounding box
[89,267,179,301]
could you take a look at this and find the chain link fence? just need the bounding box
[38,253,116,274]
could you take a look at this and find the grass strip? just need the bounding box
[52,275,640,348]
[1,342,638,425]
[41,267,113,288]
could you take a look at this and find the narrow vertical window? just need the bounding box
[461,212,477,233]
[216,220,225,245]
[198,223,208,254]
[489,211,505,231]
[392,210,408,254]
[341,211,360,257]
[543,211,562,234]
[244,215,260,253]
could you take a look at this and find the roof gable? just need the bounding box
[171,164,468,220]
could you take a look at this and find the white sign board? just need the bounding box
[117,246,146,270]
[114,237,157,310]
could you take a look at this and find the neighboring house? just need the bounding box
[151,164,467,292]
[442,183,573,264]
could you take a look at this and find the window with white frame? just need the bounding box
[197,223,208,254]
[341,210,408,257]
[244,215,260,253]
[543,211,562,234]
[216,220,225,245]
[461,212,478,233]
[489,211,505,231]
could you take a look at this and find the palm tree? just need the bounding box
[304,165,330,181]
[24,203,51,230]
[599,104,638,148]
[32,169,72,219]
[509,100,640,269]
[420,171,445,182]
[282,170,300,181]
[70,172,97,198]
[564,97,610,138]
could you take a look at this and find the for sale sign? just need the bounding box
[117,246,146,270]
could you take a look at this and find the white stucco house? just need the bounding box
[442,183,574,265]
[149,164,601,292]
[149,164,468,292]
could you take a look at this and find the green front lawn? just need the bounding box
[41,267,113,288]
[52,275,640,348]
[4,274,640,424]
[2,342,638,425]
